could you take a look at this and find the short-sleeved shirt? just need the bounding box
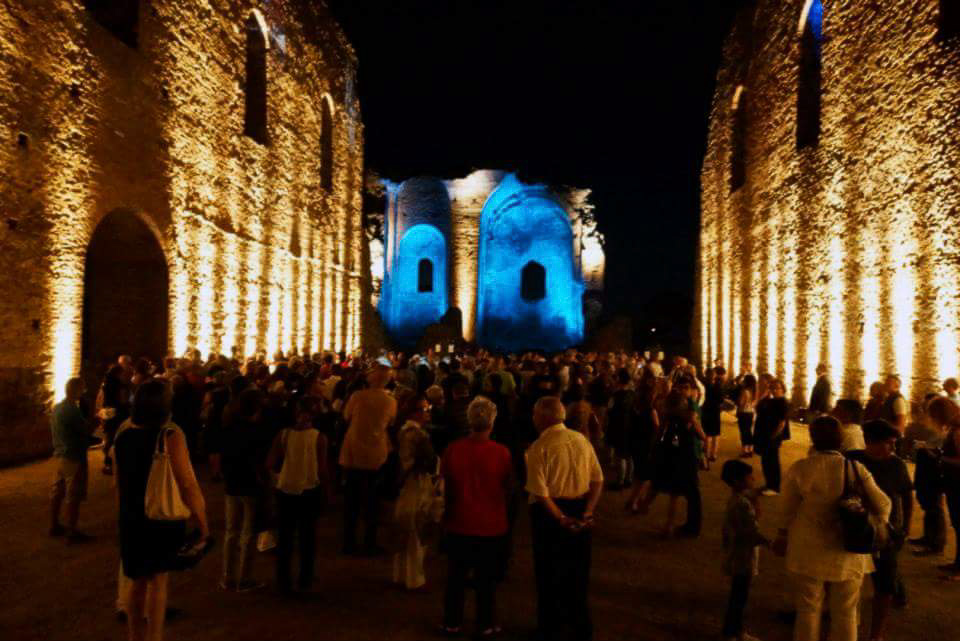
[51,400,89,462]
[339,388,397,470]
[847,451,913,533]
[442,438,512,537]
[525,424,603,500]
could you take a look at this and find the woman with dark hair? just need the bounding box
[736,374,758,458]
[100,364,131,475]
[701,367,725,462]
[626,374,662,513]
[939,418,960,580]
[115,380,210,641]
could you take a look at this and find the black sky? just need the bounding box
[327,0,743,350]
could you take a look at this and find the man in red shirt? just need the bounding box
[440,395,513,636]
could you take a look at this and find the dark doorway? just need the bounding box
[81,210,169,381]
[417,258,433,292]
[521,260,546,302]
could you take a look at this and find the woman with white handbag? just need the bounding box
[115,380,210,641]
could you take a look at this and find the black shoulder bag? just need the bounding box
[837,458,876,554]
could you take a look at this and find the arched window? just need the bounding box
[417,258,433,293]
[321,98,334,190]
[243,13,269,145]
[940,1,960,40]
[797,0,823,150]
[730,85,747,193]
[521,261,546,302]
[83,0,139,48]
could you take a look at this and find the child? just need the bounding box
[720,460,769,641]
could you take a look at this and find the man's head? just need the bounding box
[809,415,843,452]
[118,354,133,371]
[816,363,828,377]
[862,419,900,459]
[927,396,959,427]
[721,459,755,492]
[945,378,959,395]
[532,396,566,433]
[404,394,432,424]
[467,396,497,435]
[64,377,85,402]
[885,375,901,394]
[425,385,445,408]
[832,398,863,426]
[367,360,394,388]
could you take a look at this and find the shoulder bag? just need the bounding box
[145,429,191,521]
[837,458,876,553]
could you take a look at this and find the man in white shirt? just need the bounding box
[525,397,603,641]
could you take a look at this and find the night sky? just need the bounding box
[327,0,743,352]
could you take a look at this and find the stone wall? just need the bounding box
[0,0,367,463]
[698,0,960,404]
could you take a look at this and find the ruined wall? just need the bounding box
[0,0,366,463]
[698,0,960,404]
[378,170,604,350]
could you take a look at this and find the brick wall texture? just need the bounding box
[698,0,960,405]
[0,0,367,463]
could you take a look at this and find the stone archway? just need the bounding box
[81,210,169,379]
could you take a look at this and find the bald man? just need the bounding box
[525,396,603,641]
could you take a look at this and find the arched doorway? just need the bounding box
[382,223,448,345]
[477,176,584,352]
[81,210,169,380]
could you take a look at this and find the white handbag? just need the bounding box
[145,429,191,521]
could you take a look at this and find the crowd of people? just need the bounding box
[45,347,960,641]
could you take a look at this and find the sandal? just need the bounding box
[477,625,503,637]
[438,624,461,636]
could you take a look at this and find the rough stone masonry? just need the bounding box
[0,0,369,463]
[698,0,960,405]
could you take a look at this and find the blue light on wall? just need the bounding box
[380,223,448,344]
[808,0,823,43]
[477,174,584,352]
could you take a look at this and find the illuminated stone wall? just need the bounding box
[0,0,366,462]
[379,170,604,351]
[698,0,960,404]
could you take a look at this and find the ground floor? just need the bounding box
[1,415,955,640]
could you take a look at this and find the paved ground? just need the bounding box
[1,415,956,641]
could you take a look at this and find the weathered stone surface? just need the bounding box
[698,1,960,404]
[0,1,367,463]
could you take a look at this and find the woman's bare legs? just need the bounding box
[145,573,168,641]
[126,579,147,641]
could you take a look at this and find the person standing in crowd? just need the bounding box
[393,395,440,591]
[881,375,908,436]
[939,416,960,581]
[219,388,266,592]
[772,416,890,641]
[863,381,886,422]
[643,378,706,537]
[50,377,95,542]
[833,399,865,452]
[626,374,661,513]
[115,380,210,641]
[266,396,328,595]
[753,378,790,496]
[911,397,956,557]
[702,367,726,463]
[720,460,769,641]
[808,363,832,419]
[339,360,397,556]
[525,397,603,641]
[735,375,757,458]
[848,420,913,639]
[606,369,637,489]
[99,362,132,475]
[441,396,513,637]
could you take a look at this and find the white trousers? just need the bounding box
[793,573,862,641]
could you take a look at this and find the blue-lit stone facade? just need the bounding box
[378,171,605,350]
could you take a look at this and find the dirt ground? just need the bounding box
[0,415,955,641]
